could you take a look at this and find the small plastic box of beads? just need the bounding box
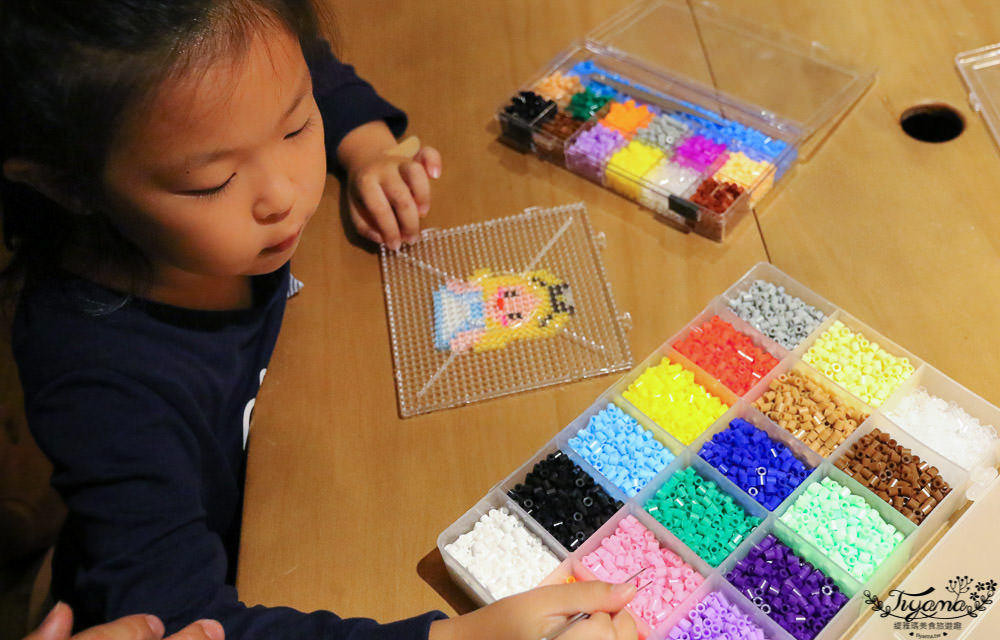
[438,261,1000,640]
[496,0,876,242]
[956,42,1000,156]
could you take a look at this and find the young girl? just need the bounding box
[0,2,639,640]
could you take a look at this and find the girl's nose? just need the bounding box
[253,165,295,223]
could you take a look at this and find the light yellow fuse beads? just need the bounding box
[803,320,914,407]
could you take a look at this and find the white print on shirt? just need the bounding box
[242,367,267,449]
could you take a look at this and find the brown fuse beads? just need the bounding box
[834,428,951,525]
[690,178,744,214]
[753,371,868,456]
[535,112,585,165]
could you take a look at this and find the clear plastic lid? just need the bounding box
[956,43,1000,153]
[583,0,877,159]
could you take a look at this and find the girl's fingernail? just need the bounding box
[612,582,637,596]
[39,603,63,631]
[431,166,441,179]
[197,620,225,640]
[145,615,165,637]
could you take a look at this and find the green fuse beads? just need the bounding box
[644,467,761,567]
[779,477,905,582]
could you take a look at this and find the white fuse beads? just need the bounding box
[445,508,560,600]
[887,387,999,470]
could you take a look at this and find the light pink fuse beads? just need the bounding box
[581,515,704,630]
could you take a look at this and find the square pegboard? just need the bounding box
[380,202,633,417]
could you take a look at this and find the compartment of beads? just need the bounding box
[667,298,788,397]
[438,261,998,640]
[773,466,915,590]
[880,364,1000,472]
[635,451,768,569]
[496,0,875,242]
[571,506,711,637]
[721,262,836,351]
[613,349,738,447]
[501,444,627,553]
[695,408,822,513]
[797,311,923,408]
[828,413,968,549]
[438,490,566,606]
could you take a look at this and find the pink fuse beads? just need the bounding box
[581,515,705,630]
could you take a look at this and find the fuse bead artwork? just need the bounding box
[433,269,575,353]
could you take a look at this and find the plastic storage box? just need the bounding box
[437,262,1000,640]
[957,43,1000,154]
[497,0,876,242]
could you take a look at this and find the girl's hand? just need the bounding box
[26,602,224,640]
[429,581,637,640]
[338,122,442,250]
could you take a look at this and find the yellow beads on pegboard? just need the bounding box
[623,358,729,445]
[606,141,665,201]
[802,320,914,407]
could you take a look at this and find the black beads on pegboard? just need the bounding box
[508,451,623,550]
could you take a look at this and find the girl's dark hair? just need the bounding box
[0,0,330,299]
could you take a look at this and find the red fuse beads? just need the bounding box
[673,316,778,396]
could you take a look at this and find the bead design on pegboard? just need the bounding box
[433,268,575,353]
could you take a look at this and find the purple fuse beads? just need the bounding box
[565,124,626,184]
[727,535,848,640]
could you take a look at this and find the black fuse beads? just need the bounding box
[507,451,623,550]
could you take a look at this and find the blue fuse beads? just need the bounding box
[568,404,675,497]
[699,418,812,510]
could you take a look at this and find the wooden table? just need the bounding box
[238,1,1000,636]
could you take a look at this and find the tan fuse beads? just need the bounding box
[753,370,869,456]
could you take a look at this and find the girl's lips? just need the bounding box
[263,227,301,254]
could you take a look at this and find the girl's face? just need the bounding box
[101,22,327,284]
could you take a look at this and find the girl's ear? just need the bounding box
[2,158,90,214]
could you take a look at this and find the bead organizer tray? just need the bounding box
[497,0,875,242]
[956,42,1000,156]
[437,262,1000,640]
[380,203,632,417]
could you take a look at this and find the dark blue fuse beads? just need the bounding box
[699,418,812,511]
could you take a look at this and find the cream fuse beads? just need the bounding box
[432,269,575,353]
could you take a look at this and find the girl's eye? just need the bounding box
[183,174,235,198]
[284,117,312,140]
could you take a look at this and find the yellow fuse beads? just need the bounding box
[606,141,665,201]
[803,320,914,407]
[623,358,729,444]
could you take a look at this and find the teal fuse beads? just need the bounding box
[645,467,761,567]
[779,477,905,582]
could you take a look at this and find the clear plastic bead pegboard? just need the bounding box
[380,203,633,417]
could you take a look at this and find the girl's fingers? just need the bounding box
[414,146,442,180]
[400,161,432,217]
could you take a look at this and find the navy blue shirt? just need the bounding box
[13,44,446,639]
